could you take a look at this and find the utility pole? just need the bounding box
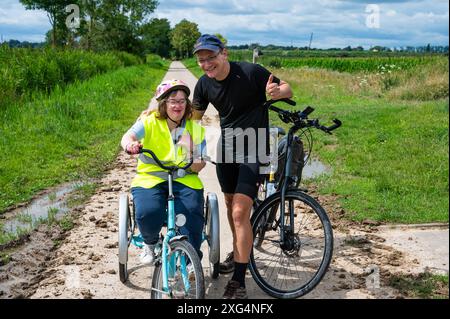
[308,32,313,50]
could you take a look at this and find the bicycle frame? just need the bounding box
[264,98,341,249]
[137,148,194,297]
[160,171,191,295]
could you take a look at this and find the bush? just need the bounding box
[268,58,282,68]
[0,46,142,110]
[113,51,142,67]
[146,54,165,69]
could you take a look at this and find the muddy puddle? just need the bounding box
[303,158,329,179]
[1,182,86,238]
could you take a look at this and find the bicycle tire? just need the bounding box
[205,193,220,279]
[118,193,132,283]
[209,257,220,279]
[249,190,333,299]
[151,240,205,299]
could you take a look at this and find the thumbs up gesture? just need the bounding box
[266,74,281,99]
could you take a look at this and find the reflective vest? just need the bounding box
[131,112,205,190]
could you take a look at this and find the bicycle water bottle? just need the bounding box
[266,172,277,197]
[266,181,276,197]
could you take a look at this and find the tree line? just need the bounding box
[230,43,449,54]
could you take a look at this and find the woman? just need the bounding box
[121,79,206,264]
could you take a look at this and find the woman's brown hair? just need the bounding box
[156,90,193,121]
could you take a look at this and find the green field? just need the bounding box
[185,54,449,223]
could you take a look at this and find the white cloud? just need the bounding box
[0,1,48,26]
[0,0,49,41]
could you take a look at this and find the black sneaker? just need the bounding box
[219,252,234,274]
[222,280,248,299]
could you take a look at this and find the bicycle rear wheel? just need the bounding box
[118,193,132,283]
[250,190,333,299]
[205,193,220,279]
[151,240,205,299]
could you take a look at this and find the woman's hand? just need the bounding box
[190,160,206,173]
[125,141,142,155]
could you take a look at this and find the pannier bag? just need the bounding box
[275,135,305,187]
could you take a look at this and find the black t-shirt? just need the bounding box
[193,61,280,162]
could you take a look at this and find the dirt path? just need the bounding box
[1,62,448,299]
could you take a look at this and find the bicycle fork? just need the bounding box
[160,173,191,297]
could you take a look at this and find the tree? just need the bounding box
[171,19,200,59]
[96,0,158,53]
[20,0,75,47]
[140,18,171,58]
[69,0,158,53]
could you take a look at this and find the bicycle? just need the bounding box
[249,98,341,299]
[118,148,220,298]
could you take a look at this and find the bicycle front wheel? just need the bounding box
[151,240,205,299]
[249,190,333,299]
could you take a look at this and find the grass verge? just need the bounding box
[0,60,168,213]
[388,273,449,299]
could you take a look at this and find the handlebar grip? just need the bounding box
[265,98,296,107]
[326,119,342,132]
[282,98,297,106]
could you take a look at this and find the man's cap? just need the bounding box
[193,34,225,54]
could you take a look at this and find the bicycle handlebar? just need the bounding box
[139,148,193,171]
[264,99,342,134]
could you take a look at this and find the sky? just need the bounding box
[0,0,448,48]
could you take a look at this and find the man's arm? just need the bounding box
[192,109,206,120]
[266,74,293,100]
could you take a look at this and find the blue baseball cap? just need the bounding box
[193,34,225,54]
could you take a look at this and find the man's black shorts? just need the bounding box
[215,162,262,199]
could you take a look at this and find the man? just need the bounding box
[191,34,293,299]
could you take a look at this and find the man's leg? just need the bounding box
[224,193,235,242]
[223,163,261,299]
[231,193,253,264]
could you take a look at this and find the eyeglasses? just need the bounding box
[197,52,220,65]
[167,98,187,106]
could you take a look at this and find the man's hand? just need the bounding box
[139,109,152,119]
[190,160,206,173]
[266,74,282,99]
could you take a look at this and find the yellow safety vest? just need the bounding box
[131,112,205,190]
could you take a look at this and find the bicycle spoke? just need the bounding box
[152,240,205,299]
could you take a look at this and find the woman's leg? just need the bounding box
[173,182,205,259]
[131,186,167,245]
